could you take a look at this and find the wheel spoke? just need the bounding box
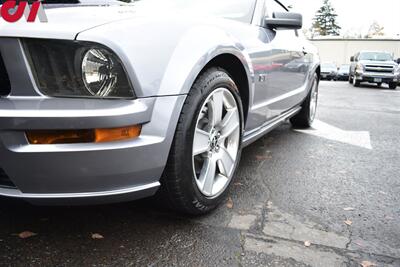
[210,90,224,126]
[193,87,240,198]
[200,157,217,195]
[217,147,235,177]
[193,128,210,156]
[220,109,240,139]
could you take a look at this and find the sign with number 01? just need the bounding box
[0,1,48,23]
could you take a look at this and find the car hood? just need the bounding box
[359,60,397,66]
[0,5,137,40]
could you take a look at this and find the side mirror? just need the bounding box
[264,12,302,30]
[397,58,400,64]
[350,56,355,62]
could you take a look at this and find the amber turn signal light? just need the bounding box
[94,126,141,143]
[26,125,141,145]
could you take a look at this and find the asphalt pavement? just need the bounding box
[0,81,399,267]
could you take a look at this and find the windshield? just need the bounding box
[359,52,393,62]
[339,65,350,71]
[19,0,257,23]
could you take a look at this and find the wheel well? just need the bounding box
[201,54,250,125]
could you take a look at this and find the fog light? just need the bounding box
[26,125,141,145]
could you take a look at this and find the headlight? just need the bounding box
[356,63,365,73]
[395,65,400,75]
[24,39,135,99]
[82,49,118,97]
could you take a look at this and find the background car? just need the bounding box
[349,51,399,89]
[320,62,338,80]
[335,64,350,81]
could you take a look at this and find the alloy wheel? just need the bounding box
[192,88,240,198]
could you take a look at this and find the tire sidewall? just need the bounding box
[174,70,244,213]
[306,73,319,125]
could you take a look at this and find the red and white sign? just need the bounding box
[0,1,48,23]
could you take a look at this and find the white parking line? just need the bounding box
[381,90,400,93]
[295,120,373,150]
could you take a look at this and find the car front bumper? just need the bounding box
[336,74,349,80]
[0,95,185,205]
[355,72,398,83]
[320,73,336,80]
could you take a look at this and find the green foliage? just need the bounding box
[312,0,341,36]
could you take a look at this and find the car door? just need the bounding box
[260,0,309,117]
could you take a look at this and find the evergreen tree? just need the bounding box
[312,0,341,37]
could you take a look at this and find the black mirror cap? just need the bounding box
[265,12,303,30]
[350,56,355,62]
[397,58,400,64]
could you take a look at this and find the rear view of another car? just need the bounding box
[320,63,337,81]
[336,64,350,81]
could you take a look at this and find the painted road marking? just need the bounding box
[295,120,372,150]
[381,90,400,93]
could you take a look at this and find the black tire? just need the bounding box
[377,83,382,87]
[291,73,319,128]
[353,78,361,87]
[160,68,244,215]
[389,82,397,90]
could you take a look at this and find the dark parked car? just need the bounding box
[320,63,337,80]
[335,64,350,81]
[349,51,399,89]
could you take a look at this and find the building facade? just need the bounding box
[310,39,400,66]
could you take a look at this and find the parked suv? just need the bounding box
[349,51,400,89]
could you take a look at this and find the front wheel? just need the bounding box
[161,68,243,215]
[389,82,397,90]
[291,73,319,128]
[353,76,361,87]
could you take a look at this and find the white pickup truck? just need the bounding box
[349,51,400,89]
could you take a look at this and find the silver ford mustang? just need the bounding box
[0,0,320,214]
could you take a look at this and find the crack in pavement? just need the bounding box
[224,201,400,266]
[345,226,353,250]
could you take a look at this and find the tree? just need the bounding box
[366,21,385,38]
[311,0,341,37]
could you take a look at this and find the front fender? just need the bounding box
[158,25,255,96]
[76,18,254,98]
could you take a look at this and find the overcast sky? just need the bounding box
[280,0,400,37]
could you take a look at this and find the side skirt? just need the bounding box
[242,106,301,147]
